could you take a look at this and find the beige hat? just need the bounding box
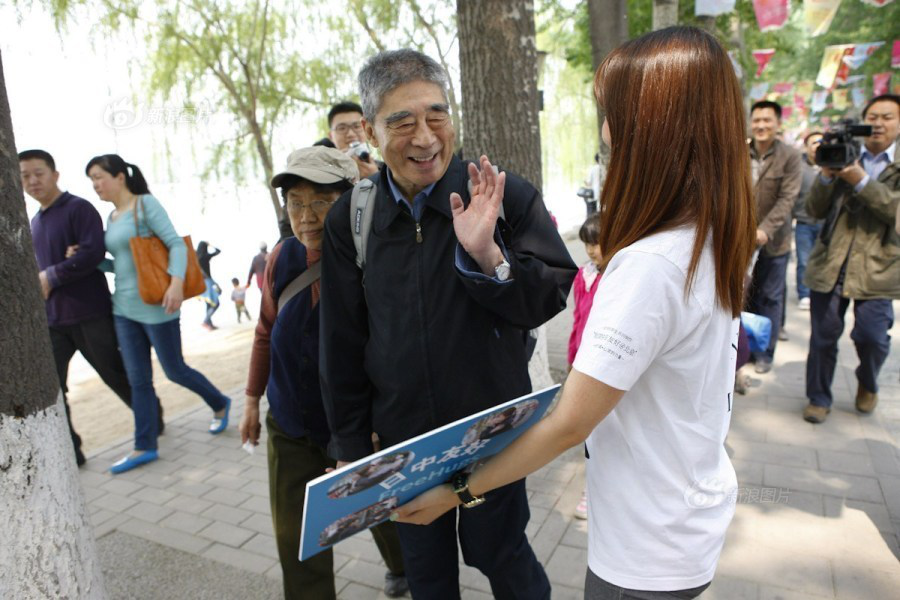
[270,146,359,189]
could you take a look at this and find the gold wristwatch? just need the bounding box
[450,471,486,508]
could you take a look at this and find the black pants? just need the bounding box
[266,413,405,600]
[394,478,550,600]
[806,282,894,408]
[747,252,789,362]
[49,315,158,462]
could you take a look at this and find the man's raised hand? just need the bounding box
[449,155,506,275]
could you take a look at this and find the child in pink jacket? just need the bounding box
[568,213,602,520]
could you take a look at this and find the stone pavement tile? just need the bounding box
[240,452,269,470]
[139,458,182,475]
[716,540,835,598]
[240,479,270,497]
[460,589,493,600]
[99,477,144,497]
[137,486,177,505]
[823,496,894,534]
[336,582,389,599]
[550,584,587,600]
[204,471,252,490]
[164,493,214,515]
[124,500,175,524]
[92,491,139,513]
[78,470,109,488]
[266,562,284,581]
[832,564,900,599]
[866,439,900,476]
[726,407,768,442]
[176,465,217,483]
[526,476,565,496]
[134,471,178,489]
[93,513,131,539]
[206,458,252,477]
[209,446,253,463]
[159,510,213,535]
[179,440,218,456]
[876,474,900,520]
[202,486,251,508]
[201,503,253,526]
[241,512,275,536]
[733,459,764,486]
[726,438,818,469]
[529,509,569,564]
[241,533,280,561]
[198,520,255,547]
[238,493,271,514]
[336,557,392,591]
[816,449,877,477]
[764,464,884,503]
[201,542,277,575]
[559,519,588,550]
[757,584,831,599]
[169,479,214,498]
[117,517,210,554]
[702,575,758,600]
[173,452,217,468]
[82,486,105,503]
[544,544,587,589]
[458,564,492,594]
[528,490,561,510]
[334,535,384,565]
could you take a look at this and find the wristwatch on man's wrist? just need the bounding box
[450,471,486,508]
[494,258,511,282]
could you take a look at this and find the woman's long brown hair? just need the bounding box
[594,26,756,317]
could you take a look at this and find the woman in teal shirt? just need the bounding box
[86,154,230,474]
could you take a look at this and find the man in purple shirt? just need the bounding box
[19,149,161,466]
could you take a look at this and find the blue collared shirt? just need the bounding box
[384,168,512,284]
[854,141,896,193]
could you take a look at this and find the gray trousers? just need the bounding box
[585,569,711,599]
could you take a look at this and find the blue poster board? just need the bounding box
[299,385,560,560]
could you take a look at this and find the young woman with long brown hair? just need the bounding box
[396,26,756,598]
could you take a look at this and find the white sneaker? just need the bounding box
[798,297,810,311]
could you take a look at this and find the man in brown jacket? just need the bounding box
[802,94,899,423]
[747,101,803,373]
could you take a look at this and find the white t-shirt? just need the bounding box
[572,225,738,591]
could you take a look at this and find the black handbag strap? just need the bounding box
[277,262,322,315]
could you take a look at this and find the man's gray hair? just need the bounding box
[358,49,450,122]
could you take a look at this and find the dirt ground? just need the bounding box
[66,300,257,454]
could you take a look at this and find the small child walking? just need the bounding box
[231,278,251,323]
[568,213,603,520]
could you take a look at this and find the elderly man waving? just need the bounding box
[319,49,576,599]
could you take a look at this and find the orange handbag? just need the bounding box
[129,196,206,305]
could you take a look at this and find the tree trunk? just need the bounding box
[653,0,679,30]
[587,0,628,184]
[0,51,106,599]
[456,0,542,191]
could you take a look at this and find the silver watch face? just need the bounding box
[495,260,511,281]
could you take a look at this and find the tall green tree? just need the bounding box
[94,0,355,224]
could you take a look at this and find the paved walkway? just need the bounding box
[79,234,900,599]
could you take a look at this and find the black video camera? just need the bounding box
[815,120,873,169]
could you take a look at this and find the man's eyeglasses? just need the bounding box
[286,199,335,213]
[332,121,364,134]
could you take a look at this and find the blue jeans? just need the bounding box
[747,252,789,362]
[806,283,894,408]
[114,316,228,450]
[203,277,220,326]
[794,223,821,300]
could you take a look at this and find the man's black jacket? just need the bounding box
[319,155,577,461]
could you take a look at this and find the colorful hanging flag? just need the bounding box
[892,41,900,68]
[811,90,829,113]
[873,72,891,95]
[782,105,794,120]
[794,94,807,109]
[804,0,842,37]
[851,88,867,108]
[749,82,771,100]
[860,0,894,6]
[795,80,815,99]
[773,82,794,96]
[696,0,736,16]
[832,89,850,110]
[752,0,790,31]
[752,49,776,77]
[816,44,854,89]
[842,42,885,70]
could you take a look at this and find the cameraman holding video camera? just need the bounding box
[802,94,899,424]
